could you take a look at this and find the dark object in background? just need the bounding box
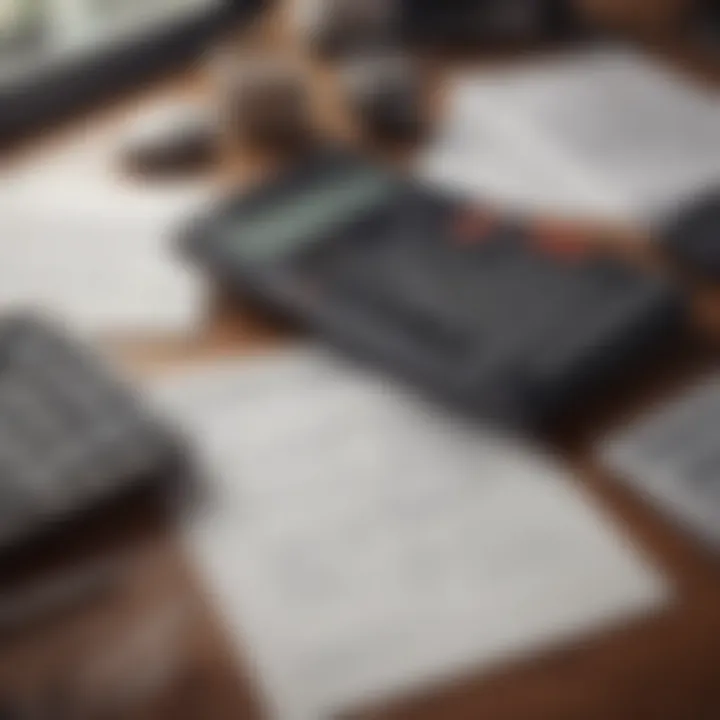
[298,0,398,58]
[341,53,428,145]
[121,103,217,179]
[0,0,264,146]
[398,0,586,47]
[222,57,318,159]
[0,314,191,557]
[663,189,720,280]
[689,0,720,50]
[182,151,683,431]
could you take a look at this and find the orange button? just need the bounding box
[531,219,592,260]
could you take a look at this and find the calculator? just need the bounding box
[663,187,720,280]
[182,151,684,429]
[0,314,188,551]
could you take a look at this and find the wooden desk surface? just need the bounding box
[0,7,719,719]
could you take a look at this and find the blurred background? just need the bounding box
[0,1,718,719]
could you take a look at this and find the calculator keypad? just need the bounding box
[0,316,176,547]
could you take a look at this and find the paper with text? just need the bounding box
[154,348,669,719]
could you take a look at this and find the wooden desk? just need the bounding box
[1,9,719,719]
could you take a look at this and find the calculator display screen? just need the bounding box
[222,169,397,263]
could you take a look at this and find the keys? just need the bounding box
[0,315,179,549]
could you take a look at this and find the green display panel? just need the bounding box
[221,169,397,262]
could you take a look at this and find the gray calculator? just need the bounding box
[0,314,187,552]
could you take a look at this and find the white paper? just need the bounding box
[601,372,720,548]
[153,347,669,719]
[420,46,720,224]
[0,98,212,335]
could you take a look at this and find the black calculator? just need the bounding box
[0,314,187,552]
[183,151,684,429]
[663,187,720,280]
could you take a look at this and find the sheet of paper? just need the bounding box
[420,73,615,217]
[152,347,669,719]
[420,46,720,224]
[601,372,720,548]
[0,98,212,336]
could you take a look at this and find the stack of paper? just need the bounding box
[153,347,668,719]
[420,47,720,225]
[0,99,211,335]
